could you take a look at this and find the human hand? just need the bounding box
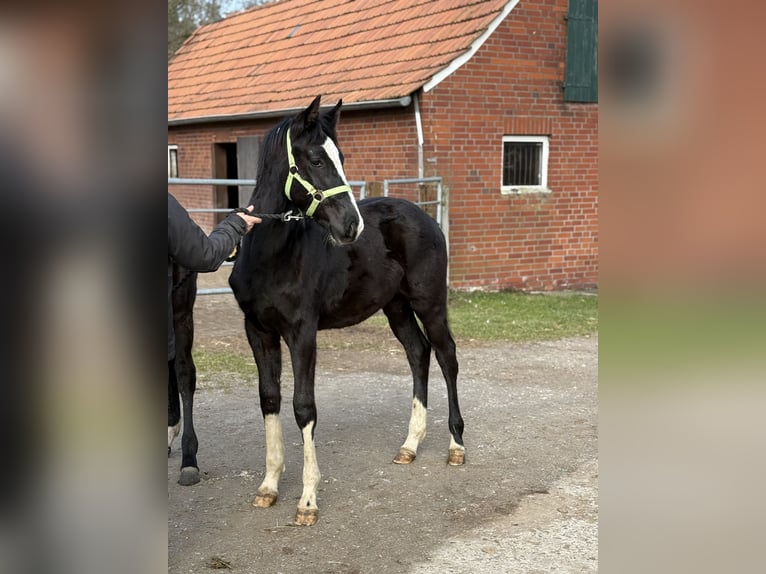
[236,206,262,233]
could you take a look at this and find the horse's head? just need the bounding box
[283,96,364,245]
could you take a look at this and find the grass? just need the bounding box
[192,291,598,379]
[192,350,254,378]
[360,291,598,341]
[447,290,598,342]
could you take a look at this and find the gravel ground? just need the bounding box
[168,294,598,573]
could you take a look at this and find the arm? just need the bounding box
[167,193,246,272]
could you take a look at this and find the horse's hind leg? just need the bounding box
[171,267,201,484]
[383,296,432,464]
[174,312,201,484]
[414,303,465,466]
[168,360,181,456]
[245,320,285,509]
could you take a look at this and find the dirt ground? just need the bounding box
[168,290,598,573]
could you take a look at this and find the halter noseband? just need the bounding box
[284,129,353,217]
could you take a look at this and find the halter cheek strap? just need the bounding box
[284,129,353,217]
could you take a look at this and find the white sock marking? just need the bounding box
[168,422,180,450]
[449,435,465,452]
[299,421,321,510]
[401,398,427,454]
[259,414,284,495]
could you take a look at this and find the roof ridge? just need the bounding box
[176,9,492,64]
[169,34,471,84]
[174,18,486,68]
[179,0,494,49]
[169,0,515,120]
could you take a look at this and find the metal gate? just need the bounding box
[168,177,366,295]
[169,177,445,295]
[382,176,443,227]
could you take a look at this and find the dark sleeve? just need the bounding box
[167,193,247,272]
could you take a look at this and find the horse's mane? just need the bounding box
[248,115,293,210]
[255,115,292,180]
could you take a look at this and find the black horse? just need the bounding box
[230,96,465,526]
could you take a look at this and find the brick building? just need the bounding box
[168,0,598,291]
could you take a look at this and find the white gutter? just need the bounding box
[168,95,412,126]
[413,91,424,179]
[423,0,520,93]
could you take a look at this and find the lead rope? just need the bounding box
[230,206,304,222]
[225,206,304,261]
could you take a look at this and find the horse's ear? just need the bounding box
[298,95,322,130]
[326,99,342,128]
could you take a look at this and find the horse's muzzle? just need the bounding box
[329,214,363,245]
[344,220,361,242]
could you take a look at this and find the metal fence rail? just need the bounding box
[169,177,366,199]
[168,178,257,187]
[169,177,366,295]
[169,177,444,295]
[383,176,443,226]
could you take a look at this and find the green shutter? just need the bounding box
[564,0,598,103]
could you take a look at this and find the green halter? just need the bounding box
[284,129,353,217]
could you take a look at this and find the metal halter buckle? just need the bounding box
[281,210,304,222]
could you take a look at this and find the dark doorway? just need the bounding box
[213,138,260,223]
[213,142,238,223]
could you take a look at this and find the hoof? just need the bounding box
[178,466,201,486]
[253,490,278,508]
[448,448,465,466]
[294,507,318,526]
[393,447,416,465]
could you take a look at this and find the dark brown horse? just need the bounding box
[229,96,465,525]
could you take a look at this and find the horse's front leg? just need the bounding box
[245,320,285,508]
[286,329,321,526]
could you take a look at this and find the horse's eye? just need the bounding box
[310,159,323,167]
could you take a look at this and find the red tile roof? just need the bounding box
[168,0,516,123]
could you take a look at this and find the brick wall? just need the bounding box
[167,127,218,231]
[168,0,598,291]
[168,107,421,232]
[420,0,598,291]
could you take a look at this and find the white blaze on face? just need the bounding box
[321,137,348,182]
[321,136,364,238]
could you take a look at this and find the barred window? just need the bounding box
[501,136,549,193]
[168,145,178,178]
